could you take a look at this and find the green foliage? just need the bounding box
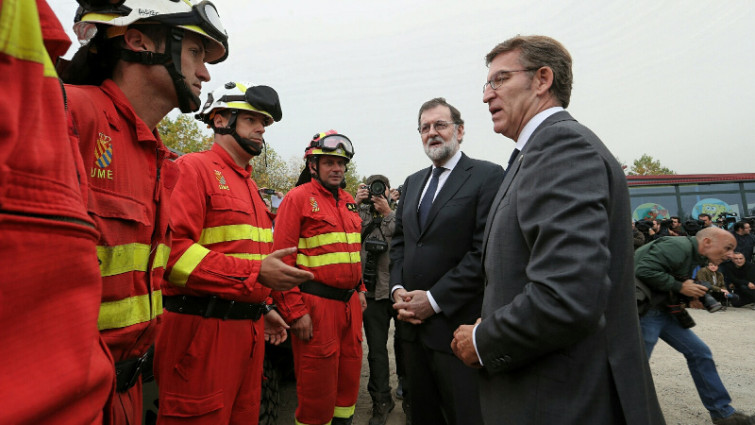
[250,148,299,193]
[627,154,675,176]
[158,114,212,154]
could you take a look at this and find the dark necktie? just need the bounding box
[418,167,444,228]
[504,148,520,177]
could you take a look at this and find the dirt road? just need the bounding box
[277,306,755,424]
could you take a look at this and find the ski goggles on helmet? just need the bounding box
[310,134,354,157]
[144,1,228,63]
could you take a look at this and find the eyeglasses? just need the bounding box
[312,134,355,156]
[482,67,541,92]
[418,121,456,134]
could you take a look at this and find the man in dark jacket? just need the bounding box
[636,227,754,424]
[720,251,755,306]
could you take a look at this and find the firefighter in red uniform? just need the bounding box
[273,131,367,425]
[59,1,229,423]
[155,81,312,424]
[0,1,114,423]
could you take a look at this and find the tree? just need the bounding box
[251,148,299,193]
[158,114,212,154]
[627,154,675,176]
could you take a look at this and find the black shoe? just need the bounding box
[713,411,755,425]
[369,396,395,425]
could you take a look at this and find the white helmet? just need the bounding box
[197,81,282,126]
[74,0,228,63]
[197,81,282,156]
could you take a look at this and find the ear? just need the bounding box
[533,66,554,97]
[455,124,465,143]
[122,28,155,52]
[212,112,226,128]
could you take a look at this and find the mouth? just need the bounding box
[489,106,503,117]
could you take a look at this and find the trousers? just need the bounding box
[363,297,405,397]
[640,308,735,420]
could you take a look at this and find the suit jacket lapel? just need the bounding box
[406,167,431,232]
[482,152,523,257]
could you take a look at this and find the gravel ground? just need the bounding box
[277,305,755,424]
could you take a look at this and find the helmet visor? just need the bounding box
[316,134,354,157]
[145,1,228,63]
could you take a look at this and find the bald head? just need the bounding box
[696,227,736,265]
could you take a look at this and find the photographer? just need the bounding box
[635,228,754,424]
[356,175,404,425]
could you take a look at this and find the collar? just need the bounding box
[433,149,462,172]
[515,106,564,151]
[100,79,160,146]
[211,143,251,178]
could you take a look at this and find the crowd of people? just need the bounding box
[3,2,754,425]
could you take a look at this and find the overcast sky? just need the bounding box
[50,0,754,187]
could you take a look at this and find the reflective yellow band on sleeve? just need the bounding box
[227,253,268,261]
[168,243,211,286]
[297,232,360,249]
[295,420,331,425]
[98,290,163,331]
[0,0,56,76]
[295,251,360,268]
[199,224,273,245]
[333,404,356,419]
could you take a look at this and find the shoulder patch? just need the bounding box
[346,203,358,212]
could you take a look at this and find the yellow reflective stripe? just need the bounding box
[168,244,211,286]
[199,224,273,245]
[98,290,163,331]
[98,243,150,277]
[333,404,355,419]
[0,0,56,77]
[153,243,171,270]
[298,232,360,249]
[97,243,170,276]
[296,251,360,268]
[227,253,268,260]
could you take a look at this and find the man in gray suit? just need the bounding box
[391,97,503,425]
[451,35,665,424]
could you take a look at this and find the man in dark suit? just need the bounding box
[390,97,504,425]
[451,35,665,424]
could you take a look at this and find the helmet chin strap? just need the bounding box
[118,27,200,113]
[213,110,263,156]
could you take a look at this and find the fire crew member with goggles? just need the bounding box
[272,131,367,425]
[155,82,312,424]
[60,1,229,423]
[0,1,115,423]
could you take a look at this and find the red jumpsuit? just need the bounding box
[156,143,273,424]
[0,1,113,424]
[67,79,177,425]
[273,179,364,425]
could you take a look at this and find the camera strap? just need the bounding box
[361,215,384,242]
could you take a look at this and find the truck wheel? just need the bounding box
[259,357,279,425]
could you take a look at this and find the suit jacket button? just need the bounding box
[417,242,423,247]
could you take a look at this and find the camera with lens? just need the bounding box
[715,212,738,230]
[689,280,723,313]
[362,237,389,292]
[362,179,388,205]
[659,218,674,229]
[683,219,705,236]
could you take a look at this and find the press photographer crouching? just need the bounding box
[635,228,755,424]
[356,175,406,425]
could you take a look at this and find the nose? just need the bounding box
[483,85,494,103]
[197,61,211,82]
